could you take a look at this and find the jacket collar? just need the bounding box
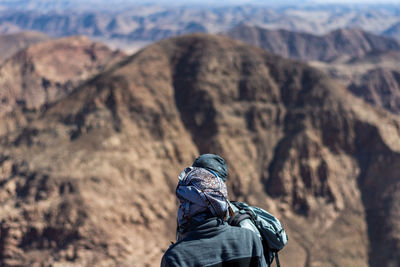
[181,217,228,240]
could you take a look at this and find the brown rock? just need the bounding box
[348,68,400,115]
[0,31,51,63]
[227,25,400,116]
[226,24,400,62]
[0,34,399,266]
[0,35,126,116]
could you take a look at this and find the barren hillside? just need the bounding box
[227,24,400,116]
[0,34,399,267]
[0,31,51,62]
[227,24,400,62]
[0,35,126,137]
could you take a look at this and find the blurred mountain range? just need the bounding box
[227,25,400,62]
[1,1,400,267]
[0,2,400,53]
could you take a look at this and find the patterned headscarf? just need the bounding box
[176,167,230,233]
[192,154,228,182]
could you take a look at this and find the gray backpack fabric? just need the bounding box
[228,201,288,267]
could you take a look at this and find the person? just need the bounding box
[192,154,260,236]
[161,166,267,267]
[192,154,286,267]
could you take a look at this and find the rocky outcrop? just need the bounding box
[0,34,399,266]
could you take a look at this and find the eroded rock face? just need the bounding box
[349,68,400,115]
[0,34,399,266]
[227,25,400,117]
[0,36,125,116]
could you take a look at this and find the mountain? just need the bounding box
[0,36,125,116]
[348,68,400,115]
[226,24,400,116]
[0,11,113,37]
[0,36,126,139]
[0,34,399,266]
[384,22,400,40]
[1,5,400,52]
[308,50,400,115]
[0,31,51,62]
[227,24,400,62]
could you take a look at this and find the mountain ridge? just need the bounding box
[227,24,400,116]
[0,34,399,266]
[1,4,400,50]
[0,31,51,62]
[227,24,400,62]
[0,35,125,116]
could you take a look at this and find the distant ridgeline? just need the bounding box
[227,24,400,115]
[0,3,400,43]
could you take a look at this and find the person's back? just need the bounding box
[161,217,265,267]
[190,154,287,267]
[161,167,266,267]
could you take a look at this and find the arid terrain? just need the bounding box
[0,33,399,267]
[0,35,126,138]
[227,24,400,116]
[1,3,400,51]
[0,31,51,63]
[0,2,400,267]
[227,25,400,62]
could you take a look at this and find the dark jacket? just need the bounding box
[161,218,267,267]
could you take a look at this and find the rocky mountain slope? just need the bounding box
[348,68,400,115]
[0,31,51,63]
[227,24,400,116]
[0,35,125,118]
[227,24,400,62]
[384,22,400,40]
[1,34,399,266]
[309,50,400,115]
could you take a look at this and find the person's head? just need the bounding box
[176,167,229,234]
[192,154,228,182]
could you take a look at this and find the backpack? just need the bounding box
[228,201,288,267]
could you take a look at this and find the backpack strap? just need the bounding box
[227,210,253,226]
[274,252,281,267]
[229,201,285,267]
